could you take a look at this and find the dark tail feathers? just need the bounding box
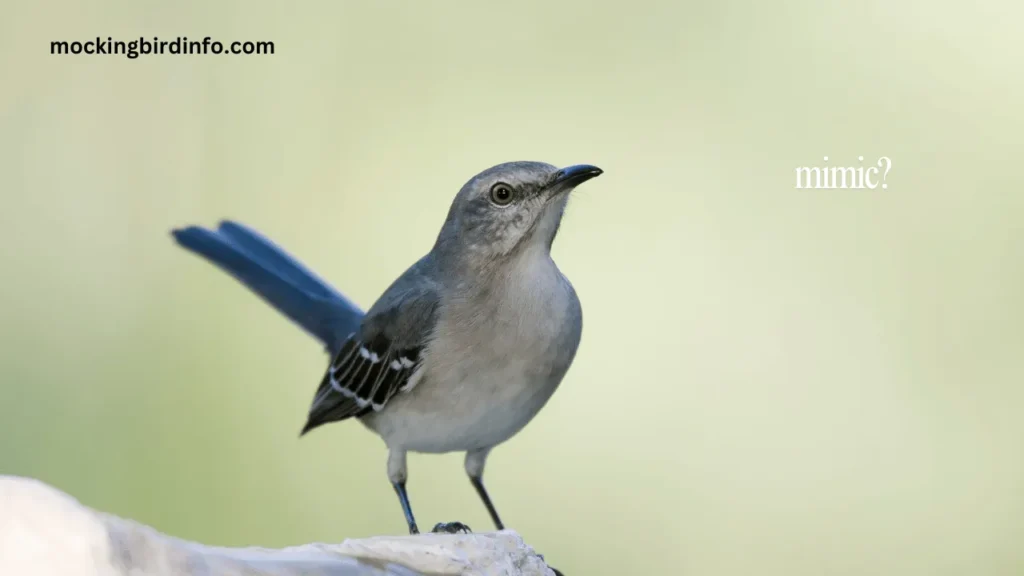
[171,221,363,354]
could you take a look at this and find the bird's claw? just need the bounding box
[430,521,472,534]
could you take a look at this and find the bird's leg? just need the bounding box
[465,450,564,573]
[392,481,419,534]
[388,450,419,534]
[470,476,504,530]
[466,448,505,530]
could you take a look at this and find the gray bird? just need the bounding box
[172,161,602,536]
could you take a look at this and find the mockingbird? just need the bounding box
[172,161,601,536]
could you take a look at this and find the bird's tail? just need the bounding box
[171,221,363,354]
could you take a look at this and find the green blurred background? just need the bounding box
[1,1,1022,574]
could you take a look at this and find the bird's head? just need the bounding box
[435,161,602,266]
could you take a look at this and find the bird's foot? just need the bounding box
[430,521,472,534]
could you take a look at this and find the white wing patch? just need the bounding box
[400,365,426,393]
[313,334,424,417]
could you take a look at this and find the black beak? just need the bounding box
[549,164,603,190]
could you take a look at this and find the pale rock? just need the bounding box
[0,476,555,576]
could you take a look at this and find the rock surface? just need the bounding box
[0,476,555,576]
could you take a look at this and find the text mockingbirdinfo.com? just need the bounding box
[50,36,274,59]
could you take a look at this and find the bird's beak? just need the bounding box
[546,164,603,195]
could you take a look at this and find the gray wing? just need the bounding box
[300,256,440,435]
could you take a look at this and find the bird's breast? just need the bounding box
[367,260,582,453]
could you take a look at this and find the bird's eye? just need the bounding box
[489,183,514,206]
